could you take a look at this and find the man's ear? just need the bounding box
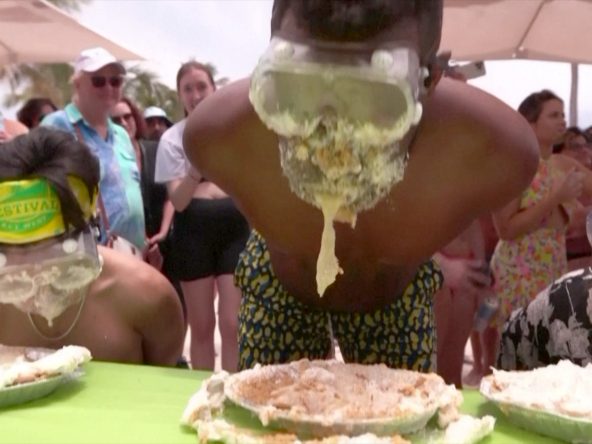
[424,51,451,93]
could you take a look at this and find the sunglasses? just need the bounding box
[111,113,133,125]
[90,75,124,88]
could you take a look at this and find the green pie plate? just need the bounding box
[481,376,592,443]
[0,372,80,409]
[224,362,445,439]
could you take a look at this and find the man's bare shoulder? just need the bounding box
[423,78,537,160]
[92,248,184,365]
[412,78,539,209]
[94,247,178,306]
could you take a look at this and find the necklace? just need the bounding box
[26,254,103,342]
[27,293,87,341]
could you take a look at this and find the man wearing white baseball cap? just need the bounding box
[144,106,173,141]
[42,47,146,252]
[74,46,126,75]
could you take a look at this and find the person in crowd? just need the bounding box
[0,128,185,366]
[433,220,491,387]
[111,97,185,325]
[17,97,58,129]
[144,106,172,142]
[554,126,592,169]
[0,113,28,142]
[553,127,592,270]
[584,125,592,142]
[498,267,592,370]
[464,214,499,386]
[431,63,493,388]
[155,61,249,371]
[41,47,146,251]
[183,0,540,371]
[479,90,592,378]
[564,207,592,271]
[110,97,174,269]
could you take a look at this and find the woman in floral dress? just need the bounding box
[479,90,592,375]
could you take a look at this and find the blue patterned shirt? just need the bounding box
[42,103,146,249]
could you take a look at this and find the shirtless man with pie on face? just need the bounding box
[183,0,539,371]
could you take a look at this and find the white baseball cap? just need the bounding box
[144,106,172,127]
[74,47,126,75]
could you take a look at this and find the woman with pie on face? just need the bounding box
[476,90,592,379]
[155,62,249,371]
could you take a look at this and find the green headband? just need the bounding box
[0,177,97,244]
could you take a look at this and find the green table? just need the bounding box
[0,361,561,444]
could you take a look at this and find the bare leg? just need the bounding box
[434,286,451,374]
[435,287,475,388]
[464,331,484,387]
[482,325,499,374]
[181,277,216,370]
[216,274,241,372]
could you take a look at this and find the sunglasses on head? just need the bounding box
[90,75,124,88]
[111,113,133,125]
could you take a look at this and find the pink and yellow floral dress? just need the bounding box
[490,159,568,327]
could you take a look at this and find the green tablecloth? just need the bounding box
[0,361,562,444]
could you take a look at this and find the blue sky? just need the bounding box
[4,0,592,127]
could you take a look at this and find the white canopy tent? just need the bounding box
[0,0,142,65]
[441,0,592,125]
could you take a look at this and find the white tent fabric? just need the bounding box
[441,0,592,124]
[441,0,592,64]
[0,0,142,65]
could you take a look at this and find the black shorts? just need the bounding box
[171,198,249,281]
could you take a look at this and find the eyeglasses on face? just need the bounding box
[90,75,124,88]
[111,113,133,125]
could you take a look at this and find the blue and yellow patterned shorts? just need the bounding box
[235,231,443,371]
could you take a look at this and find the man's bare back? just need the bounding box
[184,78,538,312]
[0,247,185,365]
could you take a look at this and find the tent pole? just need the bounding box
[570,63,578,126]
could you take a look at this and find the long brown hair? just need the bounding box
[518,90,562,123]
[175,61,216,117]
[176,61,216,92]
[120,96,148,141]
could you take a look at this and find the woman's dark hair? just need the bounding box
[584,126,592,143]
[16,97,57,129]
[271,0,443,64]
[120,96,148,140]
[0,127,100,231]
[175,61,216,92]
[553,126,586,154]
[518,89,562,123]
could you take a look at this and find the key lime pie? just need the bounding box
[480,360,592,442]
[182,359,495,443]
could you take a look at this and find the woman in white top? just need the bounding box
[155,62,249,371]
